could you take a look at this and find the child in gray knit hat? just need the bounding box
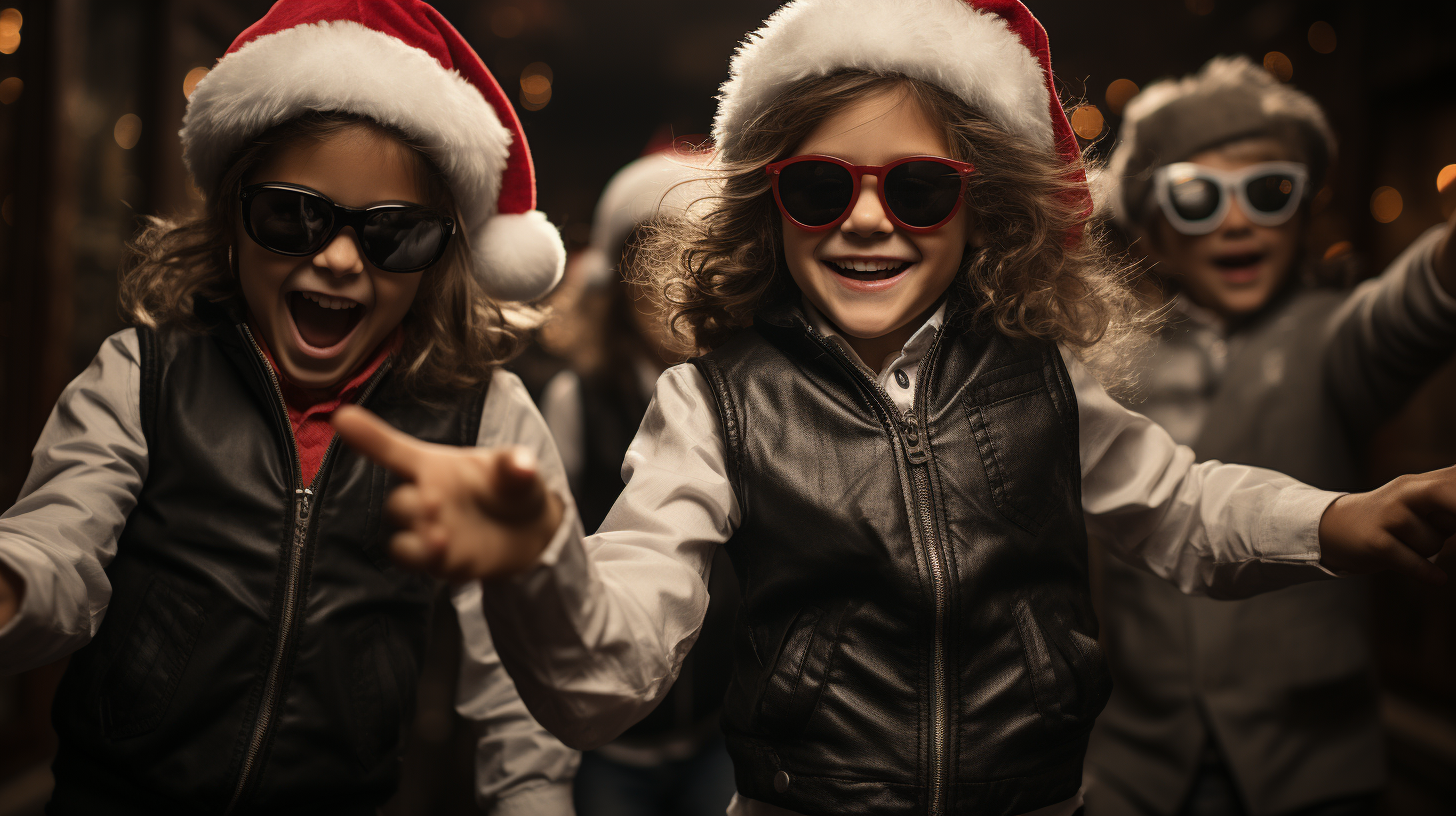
[1086,55,1456,816]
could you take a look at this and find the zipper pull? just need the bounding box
[901,410,928,464]
[297,487,312,520]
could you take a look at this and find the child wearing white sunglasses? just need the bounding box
[1091,55,1456,816]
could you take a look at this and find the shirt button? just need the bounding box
[774,770,792,792]
[894,369,909,388]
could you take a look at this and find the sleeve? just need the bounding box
[455,369,580,813]
[539,369,586,497]
[1069,348,1343,599]
[476,364,738,750]
[0,330,148,675]
[1323,224,1456,430]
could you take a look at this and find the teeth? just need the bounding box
[300,292,359,310]
[833,259,905,272]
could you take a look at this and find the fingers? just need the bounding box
[1377,532,1448,586]
[331,405,427,480]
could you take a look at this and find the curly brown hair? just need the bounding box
[639,70,1147,382]
[119,110,538,396]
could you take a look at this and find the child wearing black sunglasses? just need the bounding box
[1086,56,1456,816]
[0,1,580,814]
[335,2,1455,815]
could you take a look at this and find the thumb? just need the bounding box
[481,447,548,522]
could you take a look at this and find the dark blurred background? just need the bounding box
[0,1,1453,814]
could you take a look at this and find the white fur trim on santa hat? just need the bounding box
[713,0,1051,160]
[182,20,562,300]
[475,210,566,301]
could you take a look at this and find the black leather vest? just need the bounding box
[691,305,1109,816]
[47,321,488,816]
[574,367,740,743]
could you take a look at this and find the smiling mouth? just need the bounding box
[1212,252,1265,272]
[825,259,912,281]
[287,291,365,351]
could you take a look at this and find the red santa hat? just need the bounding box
[180,0,564,301]
[713,0,1088,218]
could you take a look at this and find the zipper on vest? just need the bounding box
[226,325,391,814]
[803,324,953,813]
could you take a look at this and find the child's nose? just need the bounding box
[313,228,367,276]
[841,176,894,236]
[1219,198,1255,235]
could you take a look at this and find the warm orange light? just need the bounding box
[1370,187,1403,223]
[1437,164,1456,194]
[1069,105,1104,140]
[1308,21,1336,54]
[0,76,20,105]
[491,6,525,39]
[1105,79,1139,116]
[114,114,143,150]
[182,66,210,99]
[1322,241,1352,260]
[0,8,18,54]
[1263,52,1293,82]
[520,62,553,111]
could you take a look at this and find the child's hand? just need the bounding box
[0,560,21,628]
[332,405,563,582]
[1318,466,1456,584]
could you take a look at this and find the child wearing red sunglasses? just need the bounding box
[1085,56,1456,816]
[0,1,580,813]
[335,2,1455,815]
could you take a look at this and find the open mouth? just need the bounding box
[286,291,365,353]
[1211,252,1265,271]
[825,259,912,282]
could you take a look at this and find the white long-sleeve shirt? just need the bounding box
[0,329,578,816]
[476,301,1343,816]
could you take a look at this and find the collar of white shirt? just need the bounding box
[801,297,948,378]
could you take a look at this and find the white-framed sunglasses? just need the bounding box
[1152,161,1309,235]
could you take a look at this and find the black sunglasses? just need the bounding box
[240,183,456,273]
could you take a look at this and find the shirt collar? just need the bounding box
[802,297,947,374]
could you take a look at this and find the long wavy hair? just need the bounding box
[639,70,1148,383]
[119,110,537,396]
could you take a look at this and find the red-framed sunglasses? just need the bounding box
[765,154,975,233]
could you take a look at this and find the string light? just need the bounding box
[0,76,20,104]
[1307,21,1336,54]
[1263,52,1293,82]
[520,62,552,111]
[1437,165,1456,194]
[1069,104,1104,140]
[1370,186,1402,223]
[182,67,210,98]
[114,114,143,150]
[1105,79,1139,116]
[1322,241,1352,260]
[0,8,21,54]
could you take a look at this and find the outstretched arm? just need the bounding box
[1323,209,1456,430]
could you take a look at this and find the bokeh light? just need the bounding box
[1370,186,1403,223]
[1185,0,1214,15]
[1105,79,1139,116]
[492,6,525,39]
[182,67,210,99]
[1323,241,1352,260]
[520,62,552,111]
[1437,165,1456,194]
[1263,52,1293,82]
[1308,21,1337,54]
[0,8,21,54]
[0,76,20,105]
[114,114,143,150]
[1069,104,1104,140]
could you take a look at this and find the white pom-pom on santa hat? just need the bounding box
[181,0,564,301]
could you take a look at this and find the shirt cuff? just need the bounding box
[489,781,576,816]
[1254,485,1343,575]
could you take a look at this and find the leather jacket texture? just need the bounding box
[691,303,1109,816]
[46,319,489,816]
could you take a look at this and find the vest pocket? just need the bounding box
[754,601,857,737]
[1012,597,1111,733]
[98,576,207,739]
[965,369,1068,535]
[346,618,412,770]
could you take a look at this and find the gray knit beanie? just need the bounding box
[1107,55,1336,232]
